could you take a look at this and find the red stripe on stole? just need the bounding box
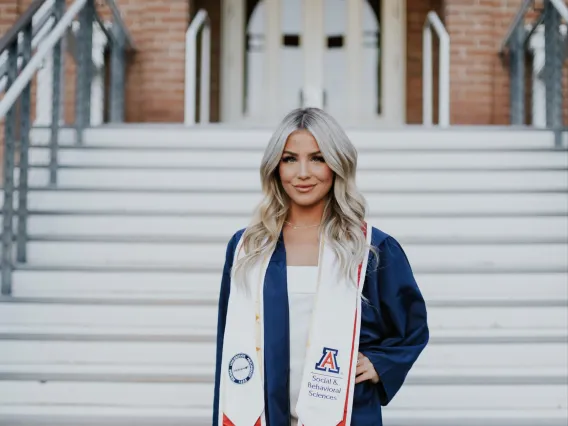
[222,414,262,426]
[338,223,367,426]
[222,414,235,426]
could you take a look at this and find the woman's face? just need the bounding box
[278,129,334,208]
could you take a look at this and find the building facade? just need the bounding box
[1,0,566,127]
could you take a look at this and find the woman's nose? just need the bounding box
[298,159,310,177]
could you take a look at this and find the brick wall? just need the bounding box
[97,0,189,122]
[441,0,568,125]
[443,0,509,124]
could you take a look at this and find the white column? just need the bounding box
[303,0,324,108]
[381,0,406,125]
[90,23,108,126]
[35,50,54,125]
[221,0,245,122]
[34,16,58,125]
[345,0,363,121]
[264,0,281,118]
[529,25,546,128]
[35,17,66,126]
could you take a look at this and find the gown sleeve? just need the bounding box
[362,235,429,406]
[212,232,240,426]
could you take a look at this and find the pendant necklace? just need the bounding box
[284,221,321,230]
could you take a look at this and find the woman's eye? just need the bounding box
[312,156,325,163]
[282,156,296,163]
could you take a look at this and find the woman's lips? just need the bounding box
[294,185,315,193]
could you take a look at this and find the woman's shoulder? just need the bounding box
[369,225,394,248]
[227,228,247,247]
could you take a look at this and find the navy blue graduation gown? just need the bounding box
[213,226,429,426]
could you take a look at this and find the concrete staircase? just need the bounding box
[0,125,567,425]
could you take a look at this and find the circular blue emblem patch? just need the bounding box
[228,353,254,384]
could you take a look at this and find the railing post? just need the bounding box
[422,24,433,126]
[510,23,525,125]
[50,0,65,185]
[422,13,450,127]
[544,0,563,142]
[109,26,126,123]
[200,24,211,124]
[75,0,94,144]
[16,22,33,264]
[185,10,210,125]
[1,41,18,295]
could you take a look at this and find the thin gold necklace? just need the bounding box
[284,221,321,230]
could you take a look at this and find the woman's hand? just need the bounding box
[355,352,380,384]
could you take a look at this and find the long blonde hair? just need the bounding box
[232,108,373,286]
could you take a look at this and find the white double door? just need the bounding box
[222,0,405,125]
[221,0,406,126]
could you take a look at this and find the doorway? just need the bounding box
[221,0,406,125]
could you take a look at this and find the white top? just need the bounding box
[287,266,318,426]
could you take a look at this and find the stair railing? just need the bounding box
[500,0,568,146]
[184,9,211,125]
[0,0,55,92]
[0,0,135,295]
[423,11,450,127]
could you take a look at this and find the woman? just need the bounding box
[213,108,429,426]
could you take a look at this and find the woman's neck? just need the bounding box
[286,200,325,227]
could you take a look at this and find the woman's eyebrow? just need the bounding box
[282,150,321,155]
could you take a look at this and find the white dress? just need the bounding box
[287,266,318,426]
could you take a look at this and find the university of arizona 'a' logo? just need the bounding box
[315,347,340,374]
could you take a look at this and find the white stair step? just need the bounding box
[20,241,568,271]
[30,126,566,149]
[418,342,568,369]
[17,215,568,243]
[0,324,564,343]
[27,147,568,169]
[0,304,217,328]
[0,364,565,385]
[0,303,566,331]
[0,340,565,369]
[20,168,568,191]
[0,380,565,410]
[0,405,566,426]
[10,270,568,304]
[4,191,567,215]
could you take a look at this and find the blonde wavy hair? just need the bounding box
[232,107,375,287]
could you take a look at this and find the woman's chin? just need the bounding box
[288,195,324,208]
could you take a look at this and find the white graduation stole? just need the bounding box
[219,224,371,426]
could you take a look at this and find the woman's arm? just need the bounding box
[212,232,240,426]
[361,235,429,406]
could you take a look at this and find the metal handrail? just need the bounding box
[0,0,87,118]
[550,0,568,24]
[500,0,568,54]
[0,0,49,53]
[1,0,133,295]
[0,2,54,76]
[500,0,533,54]
[185,9,211,125]
[501,0,567,138]
[422,11,450,127]
[0,8,55,90]
[104,0,136,50]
